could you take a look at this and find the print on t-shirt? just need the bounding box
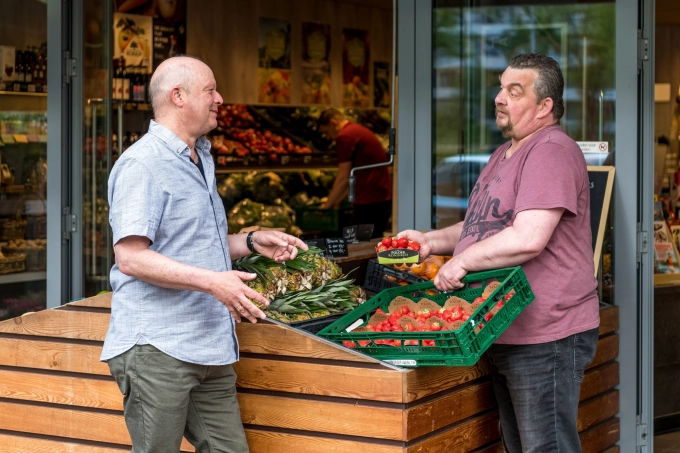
[460,181,514,242]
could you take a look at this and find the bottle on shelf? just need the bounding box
[25,46,35,92]
[112,58,122,101]
[121,57,130,102]
[13,50,24,92]
[41,43,47,92]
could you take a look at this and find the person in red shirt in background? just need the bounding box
[318,108,392,238]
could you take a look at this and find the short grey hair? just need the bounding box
[148,55,203,115]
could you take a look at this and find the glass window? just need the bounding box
[432,0,616,302]
[0,0,48,320]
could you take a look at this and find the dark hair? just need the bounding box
[317,108,346,128]
[508,53,564,120]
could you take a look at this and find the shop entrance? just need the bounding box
[400,0,653,451]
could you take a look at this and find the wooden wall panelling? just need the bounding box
[244,428,403,453]
[233,356,404,401]
[0,337,108,375]
[579,417,620,453]
[238,393,404,440]
[186,0,392,106]
[404,411,501,453]
[0,309,110,341]
[0,433,130,453]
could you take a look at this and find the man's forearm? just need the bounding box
[116,245,218,295]
[425,221,464,255]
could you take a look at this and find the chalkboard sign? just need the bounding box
[325,238,348,258]
[304,238,326,256]
[343,225,358,243]
[588,166,615,276]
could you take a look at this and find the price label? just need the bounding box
[325,237,348,258]
[303,238,326,256]
[281,155,290,165]
[303,155,312,164]
[343,225,358,243]
[384,359,417,367]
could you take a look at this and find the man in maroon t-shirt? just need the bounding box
[318,108,392,237]
[398,54,599,453]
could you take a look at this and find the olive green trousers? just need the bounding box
[107,344,249,453]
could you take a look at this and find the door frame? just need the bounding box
[397,0,653,450]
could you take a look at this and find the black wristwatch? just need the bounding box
[246,231,257,253]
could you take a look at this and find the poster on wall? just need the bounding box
[152,20,186,70]
[654,220,680,274]
[114,13,153,70]
[373,61,390,108]
[258,18,291,104]
[301,22,331,105]
[342,28,370,107]
[115,0,187,72]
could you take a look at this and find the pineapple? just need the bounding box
[349,285,367,305]
[266,266,289,298]
[300,254,342,287]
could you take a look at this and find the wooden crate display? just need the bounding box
[0,292,620,452]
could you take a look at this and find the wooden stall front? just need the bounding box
[0,292,620,452]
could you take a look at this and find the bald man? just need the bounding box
[101,56,307,453]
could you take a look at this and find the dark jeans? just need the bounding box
[107,344,249,453]
[350,200,392,238]
[486,327,599,453]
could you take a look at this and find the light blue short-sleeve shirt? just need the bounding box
[101,120,238,366]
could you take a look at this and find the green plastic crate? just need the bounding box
[317,266,534,367]
[295,206,353,231]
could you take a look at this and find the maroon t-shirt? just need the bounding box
[454,124,599,344]
[336,122,392,205]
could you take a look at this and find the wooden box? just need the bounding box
[0,293,620,452]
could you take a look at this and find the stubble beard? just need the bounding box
[496,110,513,138]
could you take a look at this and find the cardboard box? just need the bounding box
[0,46,16,85]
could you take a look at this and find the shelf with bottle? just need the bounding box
[0,44,48,94]
[112,56,150,104]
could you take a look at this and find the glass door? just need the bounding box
[0,0,49,320]
[71,0,114,298]
[397,0,651,450]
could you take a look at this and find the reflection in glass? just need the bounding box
[432,1,615,302]
[0,0,48,320]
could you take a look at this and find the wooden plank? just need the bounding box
[473,443,504,453]
[599,305,618,335]
[580,362,619,401]
[580,417,620,453]
[601,446,620,453]
[577,391,619,432]
[0,338,109,375]
[236,322,377,363]
[588,334,619,369]
[0,310,109,341]
[404,358,491,403]
[0,401,195,451]
[239,393,403,440]
[234,357,405,402]
[405,381,496,441]
[0,433,129,453]
[245,428,402,453]
[405,411,501,453]
[67,292,112,309]
[0,368,121,410]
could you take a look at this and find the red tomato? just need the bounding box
[401,306,410,315]
[375,308,386,314]
[429,321,442,331]
[396,237,409,248]
[381,237,392,247]
[484,312,494,322]
[342,341,356,348]
[358,340,370,347]
[404,324,416,332]
[407,241,421,251]
[473,297,486,304]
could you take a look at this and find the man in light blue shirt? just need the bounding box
[103,55,307,453]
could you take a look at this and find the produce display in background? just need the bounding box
[226,198,301,236]
[207,104,391,161]
[218,170,336,217]
[233,246,366,323]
